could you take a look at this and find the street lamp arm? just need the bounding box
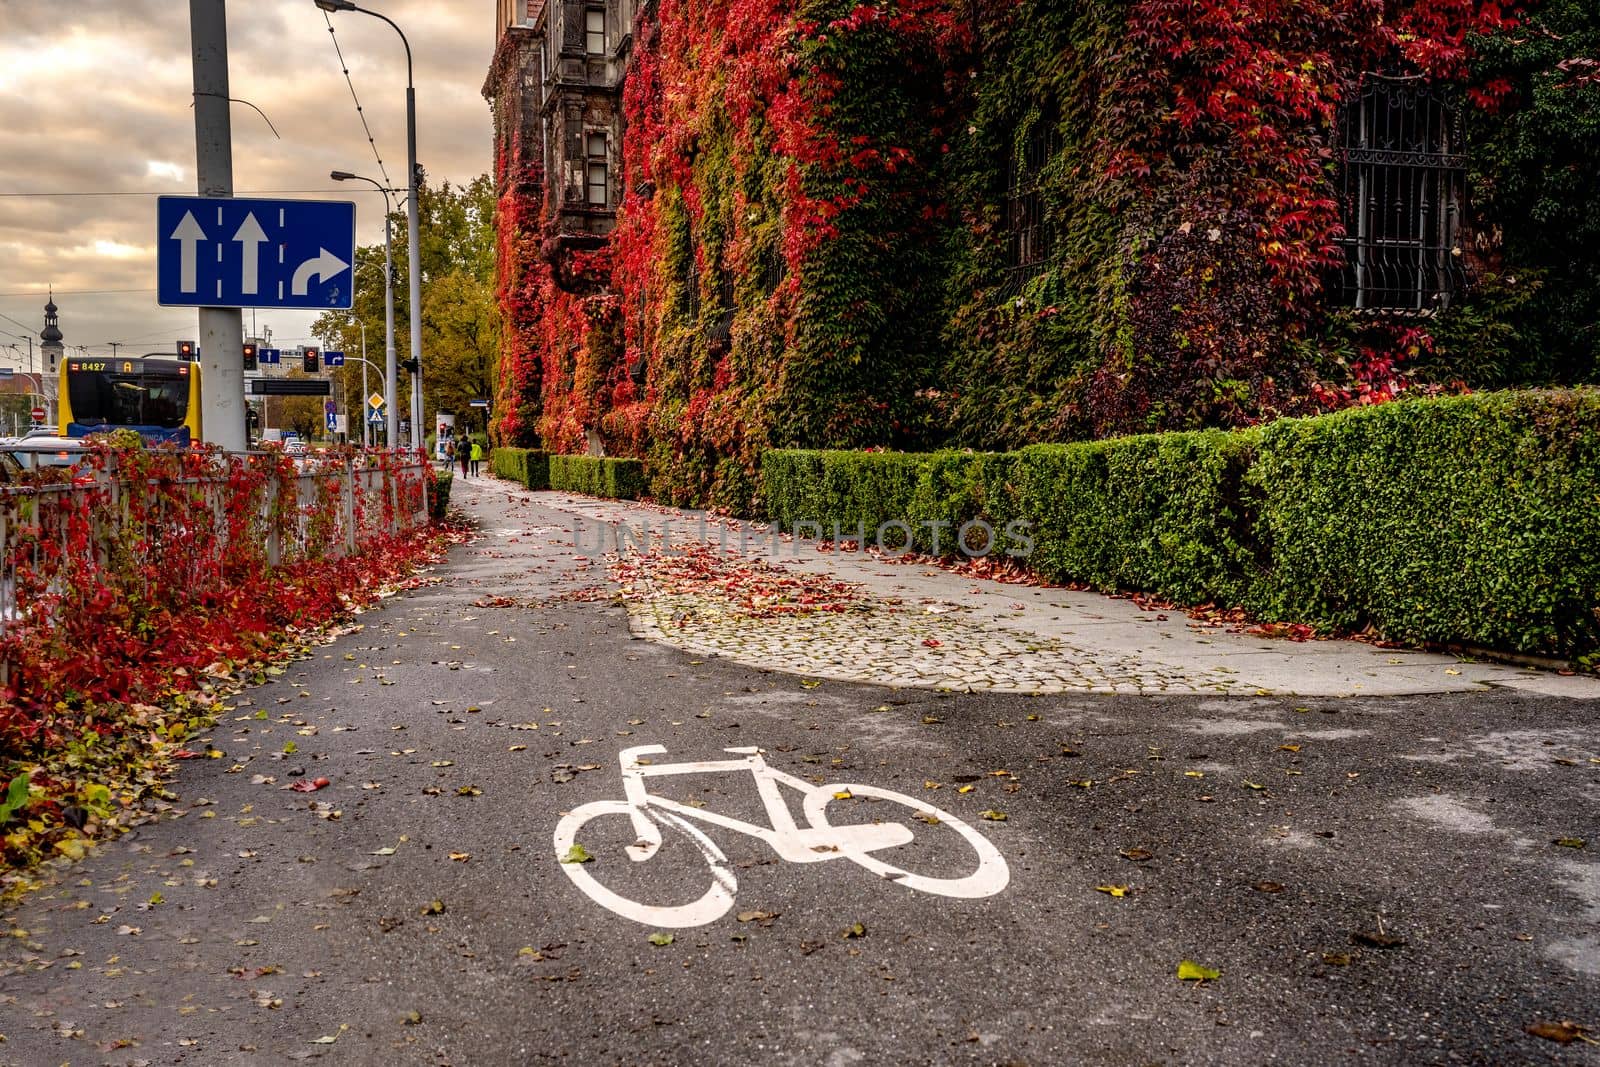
[346,4,413,87]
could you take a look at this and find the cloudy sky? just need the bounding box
[0,0,493,371]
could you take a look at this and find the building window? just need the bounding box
[1005,117,1057,285]
[585,133,608,207]
[585,8,606,56]
[1335,77,1468,315]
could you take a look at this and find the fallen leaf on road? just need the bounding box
[1554,838,1586,849]
[401,1011,423,1025]
[1120,848,1155,862]
[1095,884,1129,898]
[1253,881,1285,893]
[1526,1020,1595,1045]
[286,778,329,793]
[371,847,397,856]
[647,932,674,947]
[833,790,853,800]
[449,852,471,862]
[1278,744,1301,753]
[1351,930,1406,949]
[842,923,867,939]
[561,844,593,864]
[737,910,779,924]
[419,900,446,916]
[980,810,1008,821]
[456,786,483,797]
[1177,960,1221,982]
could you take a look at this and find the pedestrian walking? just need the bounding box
[444,439,456,468]
[459,437,471,477]
[470,438,484,477]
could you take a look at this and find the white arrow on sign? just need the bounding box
[291,248,351,297]
[170,211,207,293]
[232,212,268,295]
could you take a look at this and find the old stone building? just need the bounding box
[487,1,644,290]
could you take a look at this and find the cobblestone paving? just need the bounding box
[467,479,1600,700]
[625,588,1261,696]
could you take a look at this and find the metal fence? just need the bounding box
[0,447,432,651]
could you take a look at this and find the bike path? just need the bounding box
[0,478,1596,1065]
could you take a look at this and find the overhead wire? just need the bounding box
[323,10,393,189]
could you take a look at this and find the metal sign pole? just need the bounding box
[189,0,247,450]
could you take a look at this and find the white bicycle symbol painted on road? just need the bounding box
[553,745,1010,927]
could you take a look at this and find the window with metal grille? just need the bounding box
[585,8,606,55]
[1005,118,1057,284]
[1335,77,1468,315]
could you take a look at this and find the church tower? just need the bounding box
[40,289,64,420]
[39,290,64,377]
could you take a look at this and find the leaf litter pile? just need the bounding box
[608,543,870,621]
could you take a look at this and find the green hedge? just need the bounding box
[549,455,648,500]
[762,390,1600,658]
[428,468,453,521]
[490,447,551,490]
[1247,390,1600,656]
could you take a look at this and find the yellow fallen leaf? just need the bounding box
[833,790,853,800]
[1177,959,1221,981]
[956,784,975,794]
[1095,884,1129,898]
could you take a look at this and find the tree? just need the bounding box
[312,173,499,441]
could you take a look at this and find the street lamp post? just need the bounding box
[331,170,397,449]
[315,0,423,452]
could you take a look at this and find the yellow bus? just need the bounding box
[59,356,203,446]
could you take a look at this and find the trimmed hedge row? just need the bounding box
[549,455,648,500]
[762,390,1600,658]
[428,468,453,521]
[490,447,551,490]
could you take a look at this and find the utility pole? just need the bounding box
[190,0,247,450]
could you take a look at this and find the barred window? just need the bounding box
[1335,77,1468,316]
[1005,118,1057,284]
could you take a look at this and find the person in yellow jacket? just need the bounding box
[470,439,484,477]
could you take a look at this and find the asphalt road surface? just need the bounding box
[2,478,1597,1066]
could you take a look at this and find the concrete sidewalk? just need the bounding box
[463,477,1600,700]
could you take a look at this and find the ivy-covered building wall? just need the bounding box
[485,0,1600,510]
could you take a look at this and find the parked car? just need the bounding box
[4,438,95,485]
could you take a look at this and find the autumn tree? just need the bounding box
[312,173,499,442]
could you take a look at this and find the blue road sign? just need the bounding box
[157,196,356,310]
[260,347,281,364]
[324,350,346,367]
[367,409,386,426]
[325,400,338,433]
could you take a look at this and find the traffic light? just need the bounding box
[177,339,197,361]
[242,342,258,371]
[302,346,320,373]
[401,357,419,374]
